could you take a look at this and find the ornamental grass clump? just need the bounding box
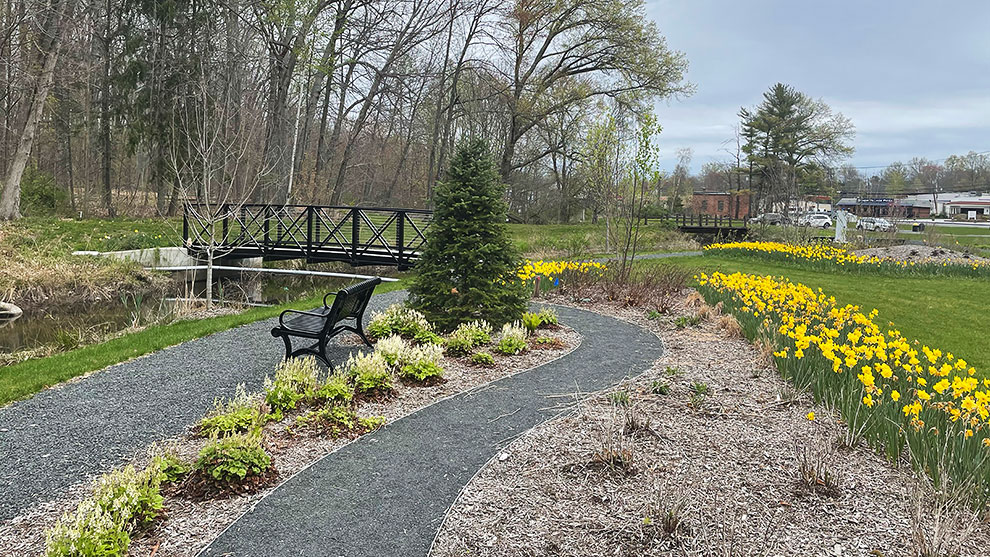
[343,351,392,396]
[496,322,528,355]
[398,343,445,383]
[697,270,990,508]
[366,304,434,341]
[197,385,262,437]
[263,357,322,420]
[194,432,271,484]
[444,320,492,356]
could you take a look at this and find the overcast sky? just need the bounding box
[646,0,990,173]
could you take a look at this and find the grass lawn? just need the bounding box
[0,278,409,406]
[652,254,990,376]
[508,221,697,258]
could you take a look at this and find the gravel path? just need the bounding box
[202,304,663,557]
[0,289,406,521]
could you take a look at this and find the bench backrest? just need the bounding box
[324,277,382,332]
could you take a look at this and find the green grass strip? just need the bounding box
[0,279,408,406]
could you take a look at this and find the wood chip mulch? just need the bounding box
[0,326,579,557]
[431,293,990,557]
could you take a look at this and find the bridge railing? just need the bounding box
[648,214,747,229]
[183,204,432,269]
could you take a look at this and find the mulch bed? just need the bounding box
[0,326,580,556]
[431,292,990,557]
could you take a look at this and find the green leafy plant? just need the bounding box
[263,357,321,420]
[520,311,542,334]
[412,329,444,345]
[343,351,393,395]
[608,390,632,407]
[407,139,528,331]
[690,381,710,395]
[650,380,670,395]
[537,306,559,327]
[367,304,434,340]
[154,452,191,484]
[197,386,262,437]
[45,500,130,557]
[194,433,271,484]
[675,315,702,329]
[663,366,681,377]
[308,373,353,405]
[399,343,445,383]
[531,336,565,350]
[469,351,496,367]
[444,320,493,356]
[93,464,164,529]
[646,309,663,321]
[373,334,409,366]
[495,321,528,355]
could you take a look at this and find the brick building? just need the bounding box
[691,191,751,219]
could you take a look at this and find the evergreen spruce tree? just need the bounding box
[408,139,527,331]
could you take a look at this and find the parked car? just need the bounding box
[797,213,833,228]
[749,213,788,226]
[856,217,895,232]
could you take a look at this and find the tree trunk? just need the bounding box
[0,0,73,220]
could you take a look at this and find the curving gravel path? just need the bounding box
[202,304,663,557]
[0,290,406,521]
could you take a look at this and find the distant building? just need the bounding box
[946,196,990,219]
[835,191,990,218]
[692,191,750,219]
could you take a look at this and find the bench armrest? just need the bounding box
[278,309,328,330]
[323,292,336,309]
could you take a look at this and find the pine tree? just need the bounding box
[408,139,527,331]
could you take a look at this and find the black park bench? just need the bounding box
[271,277,382,367]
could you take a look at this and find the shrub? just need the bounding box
[537,306,559,327]
[45,500,130,557]
[21,165,67,216]
[374,334,408,366]
[470,351,496,367]
[445,320,492,356]
[194,433,271,484]
[408,139,528,331]
[92,465,164,529]
[495,321,528,355]
[308,373,353,405]
[343,351,393,395]
[264,357,321,420]
[197,386,262,437]
[520,312,542,334]
[399,343,445,383]
[366,304,434,340]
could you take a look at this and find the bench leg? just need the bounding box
[354,318,374,348]
[279,333,293,362]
